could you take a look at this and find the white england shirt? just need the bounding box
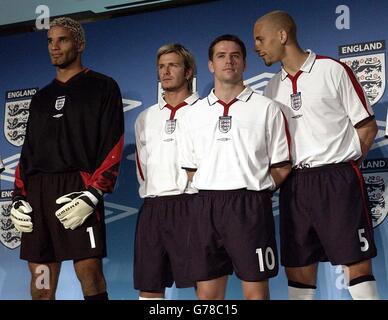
[178,86,291,191]
[264,50,373,169]
[135,92,199,198]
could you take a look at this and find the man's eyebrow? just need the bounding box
[48,36,70,40]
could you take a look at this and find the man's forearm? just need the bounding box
[270,164,292,188]
[356,119,378,164]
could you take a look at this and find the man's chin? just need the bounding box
[51,56,77,69]
[223,77,243,85]
[162,86,177,92]
[52,60,63,67]
[52,61,70,69]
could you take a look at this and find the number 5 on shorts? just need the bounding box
[358,228,369,252]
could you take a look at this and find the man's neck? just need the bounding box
[56,62,84,83]
[281,46,309,76]
[164,88,191,107]
[214,81,245,103]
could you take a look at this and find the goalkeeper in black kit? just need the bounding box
[10,17,124,300]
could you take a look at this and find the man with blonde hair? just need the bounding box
[134,43,199,299]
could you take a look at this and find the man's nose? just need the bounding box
[50,40,59,50]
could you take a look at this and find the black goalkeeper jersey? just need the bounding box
[14,68,124,199]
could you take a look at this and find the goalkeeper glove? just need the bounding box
[55,188,102,230]
[10,200,33,233]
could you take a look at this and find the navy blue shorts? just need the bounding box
[280,162,377,267]
[20,172,106,263]
[188,189,278,282]
[133,193,195,292]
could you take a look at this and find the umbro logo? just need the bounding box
[122,99,142,112]
[0,153,20,183]
[104,201,138,224]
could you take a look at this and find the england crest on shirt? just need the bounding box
[165,119,177,134]
[219,116,232,133]
[290,92,302,111]
[54,95,66,110]
[339,40,386,106]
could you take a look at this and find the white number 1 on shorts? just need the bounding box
[86,227,96,249]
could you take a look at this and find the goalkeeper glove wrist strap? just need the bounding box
[87,187,103,203]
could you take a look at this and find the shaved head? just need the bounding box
[254,10,306,68]
[255,10,297,42]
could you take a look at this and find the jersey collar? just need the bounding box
[207,86,254,106]
[158,92,199,110]
[281,49,316,80]
[54,67,89,85]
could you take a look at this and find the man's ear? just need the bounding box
[279,29,288,45]
[185,68,193,80]
[208,60,214,74]
[77,41,85,53]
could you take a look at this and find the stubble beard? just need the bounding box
[51,52,78,69]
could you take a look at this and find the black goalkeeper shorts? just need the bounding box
[20,171,106,263]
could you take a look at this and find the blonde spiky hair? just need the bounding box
[50,17,85,47]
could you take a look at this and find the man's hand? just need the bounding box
[10,200,33,233]
[55,190,100,230]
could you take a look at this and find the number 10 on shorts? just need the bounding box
[256,247,275,272]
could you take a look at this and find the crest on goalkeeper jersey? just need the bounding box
[54,96,66,111]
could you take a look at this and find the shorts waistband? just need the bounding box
[292,162,354,174]
[143,193,195,204]
[198,188,271,195]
